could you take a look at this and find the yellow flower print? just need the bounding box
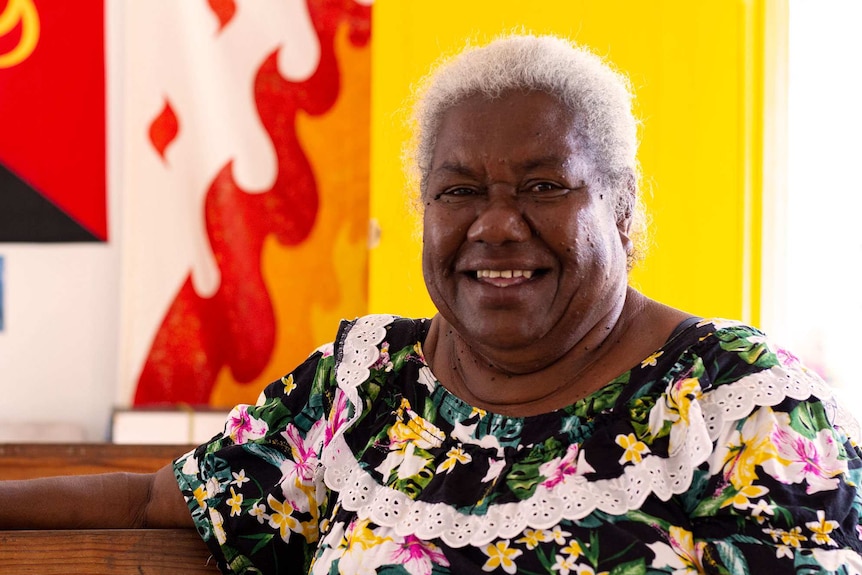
[249,502,267,524]
[616,433,649,464]
[515,529,547,550]
[668,525,703,573]
[231,469,250,487]
[226,486,243,517]
[471,407,487,419]
[715,408,780,489]
[550,553,577,575]
[211,509,227,545]
[773,527,807,548]
[192,485,208,510]
[482,540,523,574]
[722,484,769,510]
[389,398,445,448]
[437,446,472,473]
[282,374,297,395]
[641,350,664,368]
[266,494,299,541]
[667,377,700,425]
[749,499,774,524]
[561,539,583,560]
[342,518,390,553]
[549,525,572,545]
[806,510,839,546]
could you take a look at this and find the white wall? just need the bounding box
[0,247,120,440]
[765,1,862,411]
[0,4,124,442]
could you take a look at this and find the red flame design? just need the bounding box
[148,98,179,161]
[133,0,371,405]
[206,0,236,33]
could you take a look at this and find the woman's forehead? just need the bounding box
[429,91,590,173]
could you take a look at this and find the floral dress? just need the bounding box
[174,315,862,575]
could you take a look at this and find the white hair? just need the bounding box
[410,34,645,260]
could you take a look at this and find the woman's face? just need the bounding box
[422,90,633,368]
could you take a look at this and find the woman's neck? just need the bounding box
[424,289,688,416]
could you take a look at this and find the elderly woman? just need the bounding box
[3,34,862,574]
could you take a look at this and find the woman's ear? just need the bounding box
[616,173,637,255]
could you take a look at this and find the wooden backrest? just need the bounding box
[0,529,220,574]
[0,443,193,480]
[0,444,218,573]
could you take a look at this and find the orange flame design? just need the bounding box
[133,0,371,407]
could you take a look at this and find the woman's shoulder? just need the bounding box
[654,317,859,442]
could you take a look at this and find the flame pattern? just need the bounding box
[148,99,179,161]
[133,0,371,406]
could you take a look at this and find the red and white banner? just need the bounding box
[117,0,372,408]
[0,0,106,241]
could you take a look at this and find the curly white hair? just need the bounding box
[409,34,646,263]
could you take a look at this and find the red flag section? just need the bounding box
[0,0,106,241]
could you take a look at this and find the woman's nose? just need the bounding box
[466,196,532,245]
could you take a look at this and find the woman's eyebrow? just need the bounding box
[431,161,478,178]
[516,155,572,171]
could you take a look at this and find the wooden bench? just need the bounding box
[0,443,193,480]
[0,444,218,573]
[0,529,220,574]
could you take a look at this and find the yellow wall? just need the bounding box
[370,0,775,325]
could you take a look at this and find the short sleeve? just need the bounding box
[689,375,862,573]
[173,342,337,575]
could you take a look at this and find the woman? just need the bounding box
[3,34,861,574]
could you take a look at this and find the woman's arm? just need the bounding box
[0,464,193,529]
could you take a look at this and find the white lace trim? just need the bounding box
[700,363,861,442]
[320,316,862,548]
[333,314,394,433]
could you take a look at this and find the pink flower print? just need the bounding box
[776,347,801,367]
[767,426,845,493]
[390,535,450,575]
[226,405,269,444]
[281,421,323,484]
[540,444,584,488]
[371,342,394,372]
[279,420,325,518]
[325,389,350,446]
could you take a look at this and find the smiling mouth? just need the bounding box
[475,269,534,279]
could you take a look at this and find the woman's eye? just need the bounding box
[433,187,477,201]
[525,182,569,197]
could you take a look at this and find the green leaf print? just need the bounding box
[573,376,627,418]
[715,328,776,368]
[240,532,276,556]
[610,558,646,575]
[389,455,435,497]
[691,485,733,518]
[628,396,664,442]
[712,540,749,575]
[789,400,835,441]
[242,442,288,468]
[311,354,336,396]
[389,344,415,373]
[508,437,566,499]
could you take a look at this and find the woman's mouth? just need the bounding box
[475,269,534,280]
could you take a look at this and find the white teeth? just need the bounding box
[476,269,534,279]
